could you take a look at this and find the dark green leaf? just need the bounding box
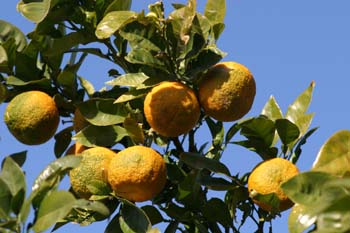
[32,155,81,193]
[32,191,76,233]
[0,20,27,51]
[7,151,27,167]
[78,98,129,126]
[54,127,73,158]
[0,178,11,218]
[312,130,350,177]
[180,152,231,177]
[291,127,318,163]
[275,119,300,145]
[73,199,110,219]
[6,75,50,87]
[225,122,240,145]
[0,82,8,103]
[125,48,167,71]
[203,198,232,227]
[205,117,224,148]
[96,11,137,39]
[120,200,151,233]
[105,213,123,233]
[17,0,51,23]
[285,81,315,137]
[141,205,163,225]
[119,30,161,52]
[198,175,234,191]
[73,125,128,147]
[0,157,26,197]
[164,222,179,233]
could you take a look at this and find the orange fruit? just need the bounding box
[144,81,200,137]
[4,91,60,145]
[198,61,256,122]
[73,108,90,133]
[65,142,87,155]
[69,147,117,199]
[247,158,299,212]
[107,145,167,202]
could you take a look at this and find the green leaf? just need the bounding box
[6,75,50,87]
[261,95,283,121]
[288,204,316,233]
[32,191,76,233]
[73,199,111,219]
[205,117,224,149]
[32,156,81,193]
[86,179,112,196]
[202,198,232,227]
[96,11,137,39]
[105,0,132,14]
[17,0,51,23]
[312,130,350,177]
[78,99,129,126]
[120,200,152,233]
[198,175,234,191]
[114,88,149,103]
[125,48,167,71]
[0,157,26,197]
[141,205,164,225]
[54,127,73,158]
[123,116,145,144]
[291,127,318,163]
[275,119,300,145]
[0,20,27,52]
[0,81,8,104]
[0,178,12,218]
[106,73,151,89]
[285,81,315,137]
[119,30,162,52]
[204,0,226,39]
[180,152,231,177]
[78,76,95,96]
[7,151,27,167]
[105,213,123,233]
[281,171,336,207]
[316,206,350,233]
[73,125,128,147]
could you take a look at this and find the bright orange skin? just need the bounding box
[108,146,167,202]
[247,158,299,212]
[69,147,117,199]
[144,81,200,137]
[4,91,59,145]
[199,62,256,122]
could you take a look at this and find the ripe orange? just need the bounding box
[198,61,256,122]
[247,158,299,212]
[69,147,117,199]
[107,145,167,202]
[4,91,60,145]
[144,81,200,137]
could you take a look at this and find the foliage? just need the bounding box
[0,0,348,233]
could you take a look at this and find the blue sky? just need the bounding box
[1,1,350,232]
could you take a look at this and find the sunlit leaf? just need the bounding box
[204,0,226,39]
[16,0,51,23]
[119,30,162,52]
[78,99,129,126]
[73,125,128,147]
[6,75,50,87]
[32,191,76,233]
[261,95,283,121]
[312,130,350,177]
[114,89,149,103]
[96,11,137,39]
[78,76,95,96]
[0,20,27,51]
[288,204,316,233]
[125,48,167,71]
[32,156,81,192]
[105,0,132,14]
[106,73,150,89]
[7,151,27,167]
[123,116,144,144]
[120,200,152,232]
[285,81,315,137]
[180,152,231,177]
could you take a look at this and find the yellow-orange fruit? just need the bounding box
[4,91,60,145]
[247,158,299,212]
[144,81,200,137]
[107,145,167,202]
[69,147,117,199]
[199,61,256,122]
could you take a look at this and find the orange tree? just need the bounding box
[1,0,350,233]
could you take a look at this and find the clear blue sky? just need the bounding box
[1,1,350,232]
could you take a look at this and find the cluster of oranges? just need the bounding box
[3,61,299,211]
